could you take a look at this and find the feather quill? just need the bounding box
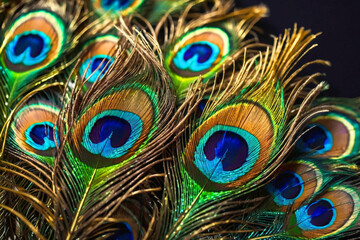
[158,25,330,239]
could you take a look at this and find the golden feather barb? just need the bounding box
[157,25,331,239]
[1,1,359,240]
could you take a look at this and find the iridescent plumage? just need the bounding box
[0,1,359,240]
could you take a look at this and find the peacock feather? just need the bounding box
[0,1,359,239]
[0,0,89,155]
[154,25,332,240]
[7,93,62,165]
[294,98,360,161]
[160,1,268,95]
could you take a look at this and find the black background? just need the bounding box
[236,0,360,98]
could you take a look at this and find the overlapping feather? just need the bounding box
[0,1,359,240]
[0,0,89,158]
[158,0,268,95]
[154,26,332,239]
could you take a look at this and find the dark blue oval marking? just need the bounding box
[6,30,51,66]
[204,130,248,171]
[80,55,114,83]
[89,116,132,148]
[295,198,336,230]
[82,110,143,159]
[172,41,220,72]
[193,125,260,183]
[25,122,58,151]
[296,124,333,155]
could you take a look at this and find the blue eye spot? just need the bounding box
[266,171,304,206]
[275,172,302,199]
[89,116,131,148]
[106,222,134,240]
[173,41,220,72]
[80,55,114,83]
[296,124,333,155]
[82,110,143,159]
[30,124,55,144]
[295,198,336,230]
[6,30,51,66]
[25,122,59,151]
[203,130,248,171]
[102,0,133,11]
[14,35,44,58]
[91,57,112,73]
[184,44,213,63]
[308,199,335,227]
[194,125,260,184]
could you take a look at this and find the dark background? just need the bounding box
[236,0,360,98]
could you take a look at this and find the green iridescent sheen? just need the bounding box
[0,10,66,102]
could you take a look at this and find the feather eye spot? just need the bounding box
[184,102,274,190]
[266,161,323,209]
[291,186,360,239]
[25,122,59,151]
[194,126,260,184]
[73,87,157,167]
[89,116,132,148]
[296,198,336,230]
[10,102,60,164]
[297,124,333,155]
[166,27,230,92]
[6,31,51,66]
[296,112,360,159]
[82,110,143,159]
[78,35,118,87]
[203,130,249,171]
[2,10,66,73]
[79,55,114,83]
[267,171,304,206]
[307,199,336,228]
[173,41,220,72]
